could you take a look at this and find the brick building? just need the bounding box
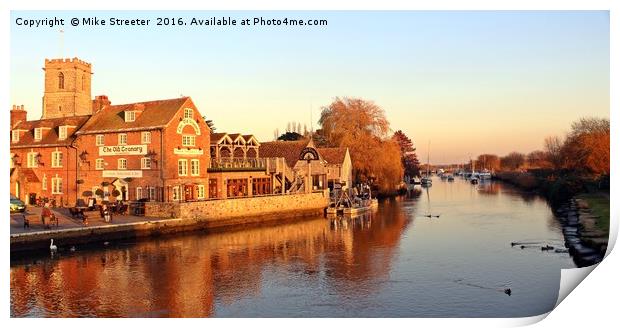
[10,57,330,207]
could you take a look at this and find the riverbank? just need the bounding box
[494,171,609,266]
[11,192,329,254]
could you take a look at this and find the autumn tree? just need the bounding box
[319,97,403,193]
[476,154,500,171]
[526,150,550,169]
[392,130,420,177]
[500,152,526,171]
[562,117,610,175]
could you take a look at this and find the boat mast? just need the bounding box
[427,141,430,176]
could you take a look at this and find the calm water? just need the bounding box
[10,179,576,317]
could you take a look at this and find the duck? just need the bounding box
[504,288,512,296]
[69,246,76,252]
[50,239,57,252]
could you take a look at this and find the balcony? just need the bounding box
[208,157,267,172]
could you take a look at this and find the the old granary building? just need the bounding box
[10,57,352,206]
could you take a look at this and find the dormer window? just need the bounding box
[125,111,136,122]
[11,131,19,143]
[58,126,68,140]
[34,128,43,141]
[184,108,193,119]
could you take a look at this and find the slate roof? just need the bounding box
[77,97,190,134]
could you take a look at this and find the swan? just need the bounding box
[50,239,57,252]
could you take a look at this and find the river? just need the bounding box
[10,178,576,317]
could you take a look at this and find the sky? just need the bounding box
[10,11,609,164]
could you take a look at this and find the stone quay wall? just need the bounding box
[11,192,329,253]
[145,191,329,228]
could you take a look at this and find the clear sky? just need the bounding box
[10,11,609,164]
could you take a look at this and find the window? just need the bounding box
[11,131,19,143]
[178,159,188,176]
[197,185,205,199]
[136,187,143,200]
[118,134,127,145]
[172,186,180,201]
[51,151,63,168]
[27,152,38,168]
[148,187,156,200]
[42,174,47,190]
[125,111,136,122]
[58,126,67,140]
[96,134,105,146]
[58,72,64,89]
[51,176,62,194]
[182,135,196,146]
[141,158,151,169]
[96,158,104,170]
[184,108,193,119]
[34,128,42,141]
[81,75,85,90]
[141,131,151,144]
[118,158,127,170]
[10,153,14,169]
[191,159,200,176]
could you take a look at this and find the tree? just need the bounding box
[500,152,525,171]
[392,130,420,177]
[527,150,550,169]
[476,154,500,171]
[563,117,610,175]
[277,131,304,141]
[544,135,565,170]
[319,97,402,193]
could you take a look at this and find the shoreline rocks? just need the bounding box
[553,198,607,267]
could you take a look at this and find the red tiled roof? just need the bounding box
[210,132,229,144]
[318,147,348,165]
[11,115,90,148]
[78,97,190,134]
[258,140,309,167]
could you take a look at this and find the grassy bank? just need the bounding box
[578,193,610,233]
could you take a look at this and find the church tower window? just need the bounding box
[58,72,64,89]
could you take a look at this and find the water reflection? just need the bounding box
[11,203,410,317]
[11,179,575,318]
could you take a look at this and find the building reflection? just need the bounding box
[10,203,410,318]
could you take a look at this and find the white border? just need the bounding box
[2,1,617,327]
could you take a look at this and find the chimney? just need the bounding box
[10,105,27,128]
[92,95,111,113]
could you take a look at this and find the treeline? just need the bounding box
[484,117,610,203]
[471,117,610,176]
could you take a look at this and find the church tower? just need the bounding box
[41,57,92,119]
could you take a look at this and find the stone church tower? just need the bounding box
[41,58,92,119]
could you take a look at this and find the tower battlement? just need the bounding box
[42,57,93,119]
[45,57,92,67]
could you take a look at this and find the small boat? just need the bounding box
[421,141,433,187]
[471,177,479,184]
[327,184,375,218]
[447,175,455,181]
